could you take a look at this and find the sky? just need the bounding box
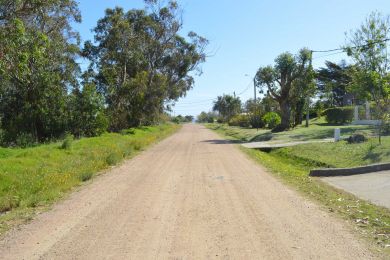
[74,0,390,117]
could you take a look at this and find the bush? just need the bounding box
[347,133,367,144]
[216,117,224,123]
[61,134,74,150]
[249,114,264,129]
[262,112,281,129]
[271,124,285,133]
[322,107,354,124]
[228,114,250,127]
[15,133,36,148]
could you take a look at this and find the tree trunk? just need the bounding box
[305,97,310,128]
[279,100,291,130]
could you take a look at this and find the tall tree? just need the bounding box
[345,11,390,143]
[316,60,352,107]
[0,0,81,143]
[255,48,312,131]
[84,1,208,131]
[212,95,241,122]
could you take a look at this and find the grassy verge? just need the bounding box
[206,123,390,255]
[208,117,376,143]
[0,124,180,235]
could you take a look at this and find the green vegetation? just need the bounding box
[262,112,281,129]
[0,124,180,235]
[322,107,354,124]
[171,115,194,124]
[208,117,375,142]
[228,114,251,127]
[212,94,242,122]
[197,111,216,123]
[206,122,390,253]
[0,1,206,146]
[255,48,314,130]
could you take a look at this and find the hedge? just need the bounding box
[322,107,354,124]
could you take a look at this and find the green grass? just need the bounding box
[206,122,390,255]
[0,124,180,235]
[272,139,390,168]
[207,117,377,143]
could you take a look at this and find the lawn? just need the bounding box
[206,120,390,255]
[0,124,180,234]
[207,118,390,168]
[208,117,377,143]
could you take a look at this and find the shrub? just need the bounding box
[249,114,264,129]
[262,112,281,129]
[61,134,74,150]
[15,133,36,148]
[228,114,250,127]
[322,107,354,124]
[105,152,121,166]
[271,124,285,133]
[347,133,367,144]
[120,128,136,135]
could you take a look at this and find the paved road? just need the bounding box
[0,124,375,259]
[322,171,390,209]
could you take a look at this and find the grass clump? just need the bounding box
[106,152,122,166]
[0,196,20,213]
[79,172,93,182]
[61,134,74,150]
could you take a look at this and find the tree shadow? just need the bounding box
[363,151,382,163]
[249,132,273,142]
[201,139,243,144]
[315,123,348,127]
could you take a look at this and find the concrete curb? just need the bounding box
[309,163,390,177]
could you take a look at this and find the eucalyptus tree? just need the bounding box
[255,48,312,130]
[0,0,81,143]
[84,1,208,130]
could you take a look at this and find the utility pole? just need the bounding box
[253,77,256,101]
[305,50,313,127]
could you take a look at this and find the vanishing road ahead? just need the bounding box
[0,124,375,259]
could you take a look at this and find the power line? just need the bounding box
[311,38,389,53]
[172,98,216,106]
[312,50,345,60]
[237,79,252,96]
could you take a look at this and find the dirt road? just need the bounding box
[0,124,376,259]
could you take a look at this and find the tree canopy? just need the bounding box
[83,1,208,130]
[255,48,313,130]
[212,95,242,122]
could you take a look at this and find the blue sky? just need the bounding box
[74,0,390,116]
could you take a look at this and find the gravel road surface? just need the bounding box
[0,124,376,259]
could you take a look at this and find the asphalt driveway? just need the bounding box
[321,171,390,209]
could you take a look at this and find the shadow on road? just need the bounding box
[201,139,242,144]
